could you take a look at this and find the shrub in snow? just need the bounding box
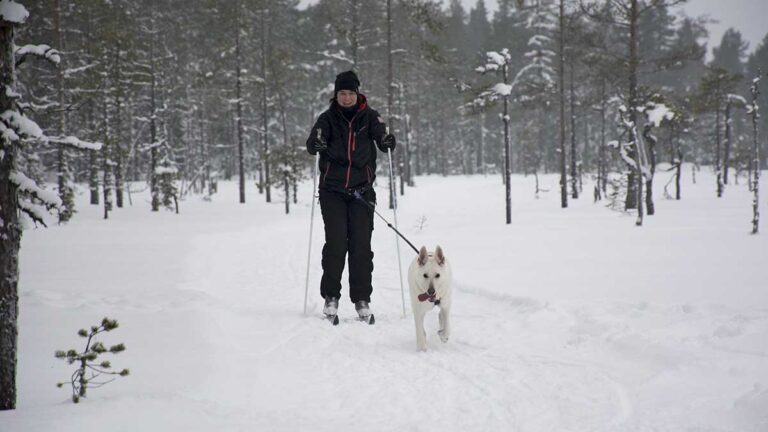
[55,318,129,403]
[156,156,179,213]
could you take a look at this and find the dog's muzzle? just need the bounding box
[417,288,440,305]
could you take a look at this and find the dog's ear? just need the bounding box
[418,246,429,266]
[435,245,445,266]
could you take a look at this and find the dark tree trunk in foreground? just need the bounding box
[0,18,21,412]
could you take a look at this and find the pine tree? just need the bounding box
[476,49,514,224]
[694,66,742,198]
[746,33,768,168]
[712,28,748,77]
[55,317,129,403]
[1,1,100,410]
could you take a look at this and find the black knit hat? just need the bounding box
[334,70,360,93]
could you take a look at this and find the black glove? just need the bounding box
[381,133,396,151]
[311,135,327,153]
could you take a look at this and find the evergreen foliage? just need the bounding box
[2,0,765,225]
[55,317,129,404]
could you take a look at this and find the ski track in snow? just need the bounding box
[5,170,768,431]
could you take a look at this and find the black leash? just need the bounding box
[352,190,419,255]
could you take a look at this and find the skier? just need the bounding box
[306,70,396,322]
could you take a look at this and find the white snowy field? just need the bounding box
[2,166,768,432]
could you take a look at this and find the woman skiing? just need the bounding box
[306,70,396,321]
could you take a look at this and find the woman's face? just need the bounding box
[336,90,358,108]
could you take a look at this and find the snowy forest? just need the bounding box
[1,0,768,430]
[3,0,766,220]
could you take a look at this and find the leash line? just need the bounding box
[353,190,419,255]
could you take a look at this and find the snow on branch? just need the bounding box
[727,93,748,108]
[15,44,61,65]
[155,165,178,175]
[493,83,512,96]
[528,35,551,46]
[318,50,353,64]
[10,170,62,208]
[17,198,50,227]
[0,0,28,24]
[0,118,19,141]
[64,62,99,78]
[47,135,103,151]
[643,103,674,127]
[5,85,20,99]
[1,109,44,140]
[476,49,511,73]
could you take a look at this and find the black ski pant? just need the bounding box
[319,188,375,304]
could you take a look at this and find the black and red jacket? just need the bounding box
[306,94,393,192]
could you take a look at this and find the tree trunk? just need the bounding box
[569,53,579,200]
[235,7,245,204]
[723,100,732,186]
[599,81,607,196]
[674,125,682,200]
[479,112,486,175]
[261,3,271,203]
[89,148,99,205]
[386,0,394,209]
[284,172,289,214]
[114,42,124,209]
[558,0,567,208]
[626,0,639,212]
[749,72,761,234]
[644,125,656,215]
[0,20,21,411]
[348,0,360,68]
[503,63,512,225]
[102,98,112,220]
[715,105,723,197]
[149,6,159,212]
[53,0,74,223]
[398,78,407,194]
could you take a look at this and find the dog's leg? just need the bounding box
[414,311,427,352]
[437,307,450,343]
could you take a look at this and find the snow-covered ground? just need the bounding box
[3,166,767,431]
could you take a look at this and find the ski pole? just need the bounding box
[304,129,321,316]
[386,127,407,318]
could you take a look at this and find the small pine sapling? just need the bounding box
[55,318,129,403]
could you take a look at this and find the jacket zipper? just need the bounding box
[344,114,359,189]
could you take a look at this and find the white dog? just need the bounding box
[408,245,452,352]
